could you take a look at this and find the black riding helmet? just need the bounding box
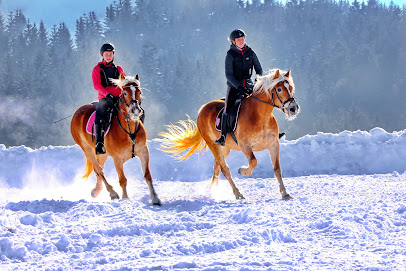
[100,43,115,55]
[229,29,246,41]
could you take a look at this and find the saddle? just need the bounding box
[215,98,243,144]
[215,102,242,133]
[86,102,115,137]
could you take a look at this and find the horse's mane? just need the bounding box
[110,76,140,89]
[253,69,295,98]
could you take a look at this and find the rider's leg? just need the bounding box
[94,98,111,155]
[215,112,228,146]
[215,86,236,145]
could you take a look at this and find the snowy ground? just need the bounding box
[1,128,406,270]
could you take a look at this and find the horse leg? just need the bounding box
[138,145,161,205]
[238,144,257,177]
[268,141,292,200]
[113,158,129,199]
[91,154,108,198]
[208,144,244,200]
[210,148,230,188]
[85,149,120,200]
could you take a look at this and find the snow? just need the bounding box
[1,127,406,270]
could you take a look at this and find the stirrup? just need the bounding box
[215,135,226,146]
[95,142,106,155]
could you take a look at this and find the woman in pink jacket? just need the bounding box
[92,43,126,155]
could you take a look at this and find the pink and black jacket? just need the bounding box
[92,61,126,100]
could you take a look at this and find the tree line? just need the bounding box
[0,0,405,148]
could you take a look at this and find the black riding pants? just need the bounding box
[95,97,114,125]
[225,86,244,114]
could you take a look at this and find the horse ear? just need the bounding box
[273,69,280,79]
[119,72,125,80]
[285,69,291,78]
[135,74,139,81]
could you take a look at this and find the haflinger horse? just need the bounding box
[159,69,299,200]
[70,73,161,205]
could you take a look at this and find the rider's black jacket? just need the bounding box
[225,44,263,89]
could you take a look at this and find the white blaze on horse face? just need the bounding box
[284,81,293,98]
[130,85,136,100]
[128,85,141,121]
[281,80,299,120]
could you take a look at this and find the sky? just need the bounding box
[0,128,406,269]
[0,0,113,31]
[0,0,405,33]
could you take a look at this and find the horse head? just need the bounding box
[254,69,300,120]
[110,73,143,121]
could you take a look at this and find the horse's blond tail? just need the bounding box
[83,157,94,180]
[159,116,207,161]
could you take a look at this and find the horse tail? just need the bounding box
[82,157,94,180]
[159,116,207,161]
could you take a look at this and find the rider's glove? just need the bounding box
[237,85,251,96]
[106,93,115,104]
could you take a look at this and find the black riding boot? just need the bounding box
[215,113,228,146]
[94,120,106,155]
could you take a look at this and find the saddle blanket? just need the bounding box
[86,111,111,137]
[215,103,242,132]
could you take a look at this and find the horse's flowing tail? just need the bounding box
[83,157,94,180]
[159,116,207,161]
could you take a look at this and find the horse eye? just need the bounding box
[123,92,127,97]
[277,87,282,92]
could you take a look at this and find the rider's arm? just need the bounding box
[225,52,241,89]
[92,65,109,98]
[252,51,263,76]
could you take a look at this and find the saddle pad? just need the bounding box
[86,111,111,137]
[215,103,242,132]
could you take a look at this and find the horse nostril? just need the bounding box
[290,107,296,113]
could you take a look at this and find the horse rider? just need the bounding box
[92,43,126,155]
[215,29,263,146]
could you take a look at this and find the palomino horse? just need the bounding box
[160,69,299,200]
[70,73,161,205]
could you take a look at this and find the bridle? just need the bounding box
[115,84,142,158]
[249,80,296,113]
[121,85,142,108]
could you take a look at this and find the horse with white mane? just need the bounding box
[71,73,161,205]
[160,69,300,200]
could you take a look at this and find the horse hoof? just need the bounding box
[238,166,250,176]
[282,194,293,201]
[236,194,245,200]
[110,192,120,201]
[91,189,100,198]
[152,198,162,206]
